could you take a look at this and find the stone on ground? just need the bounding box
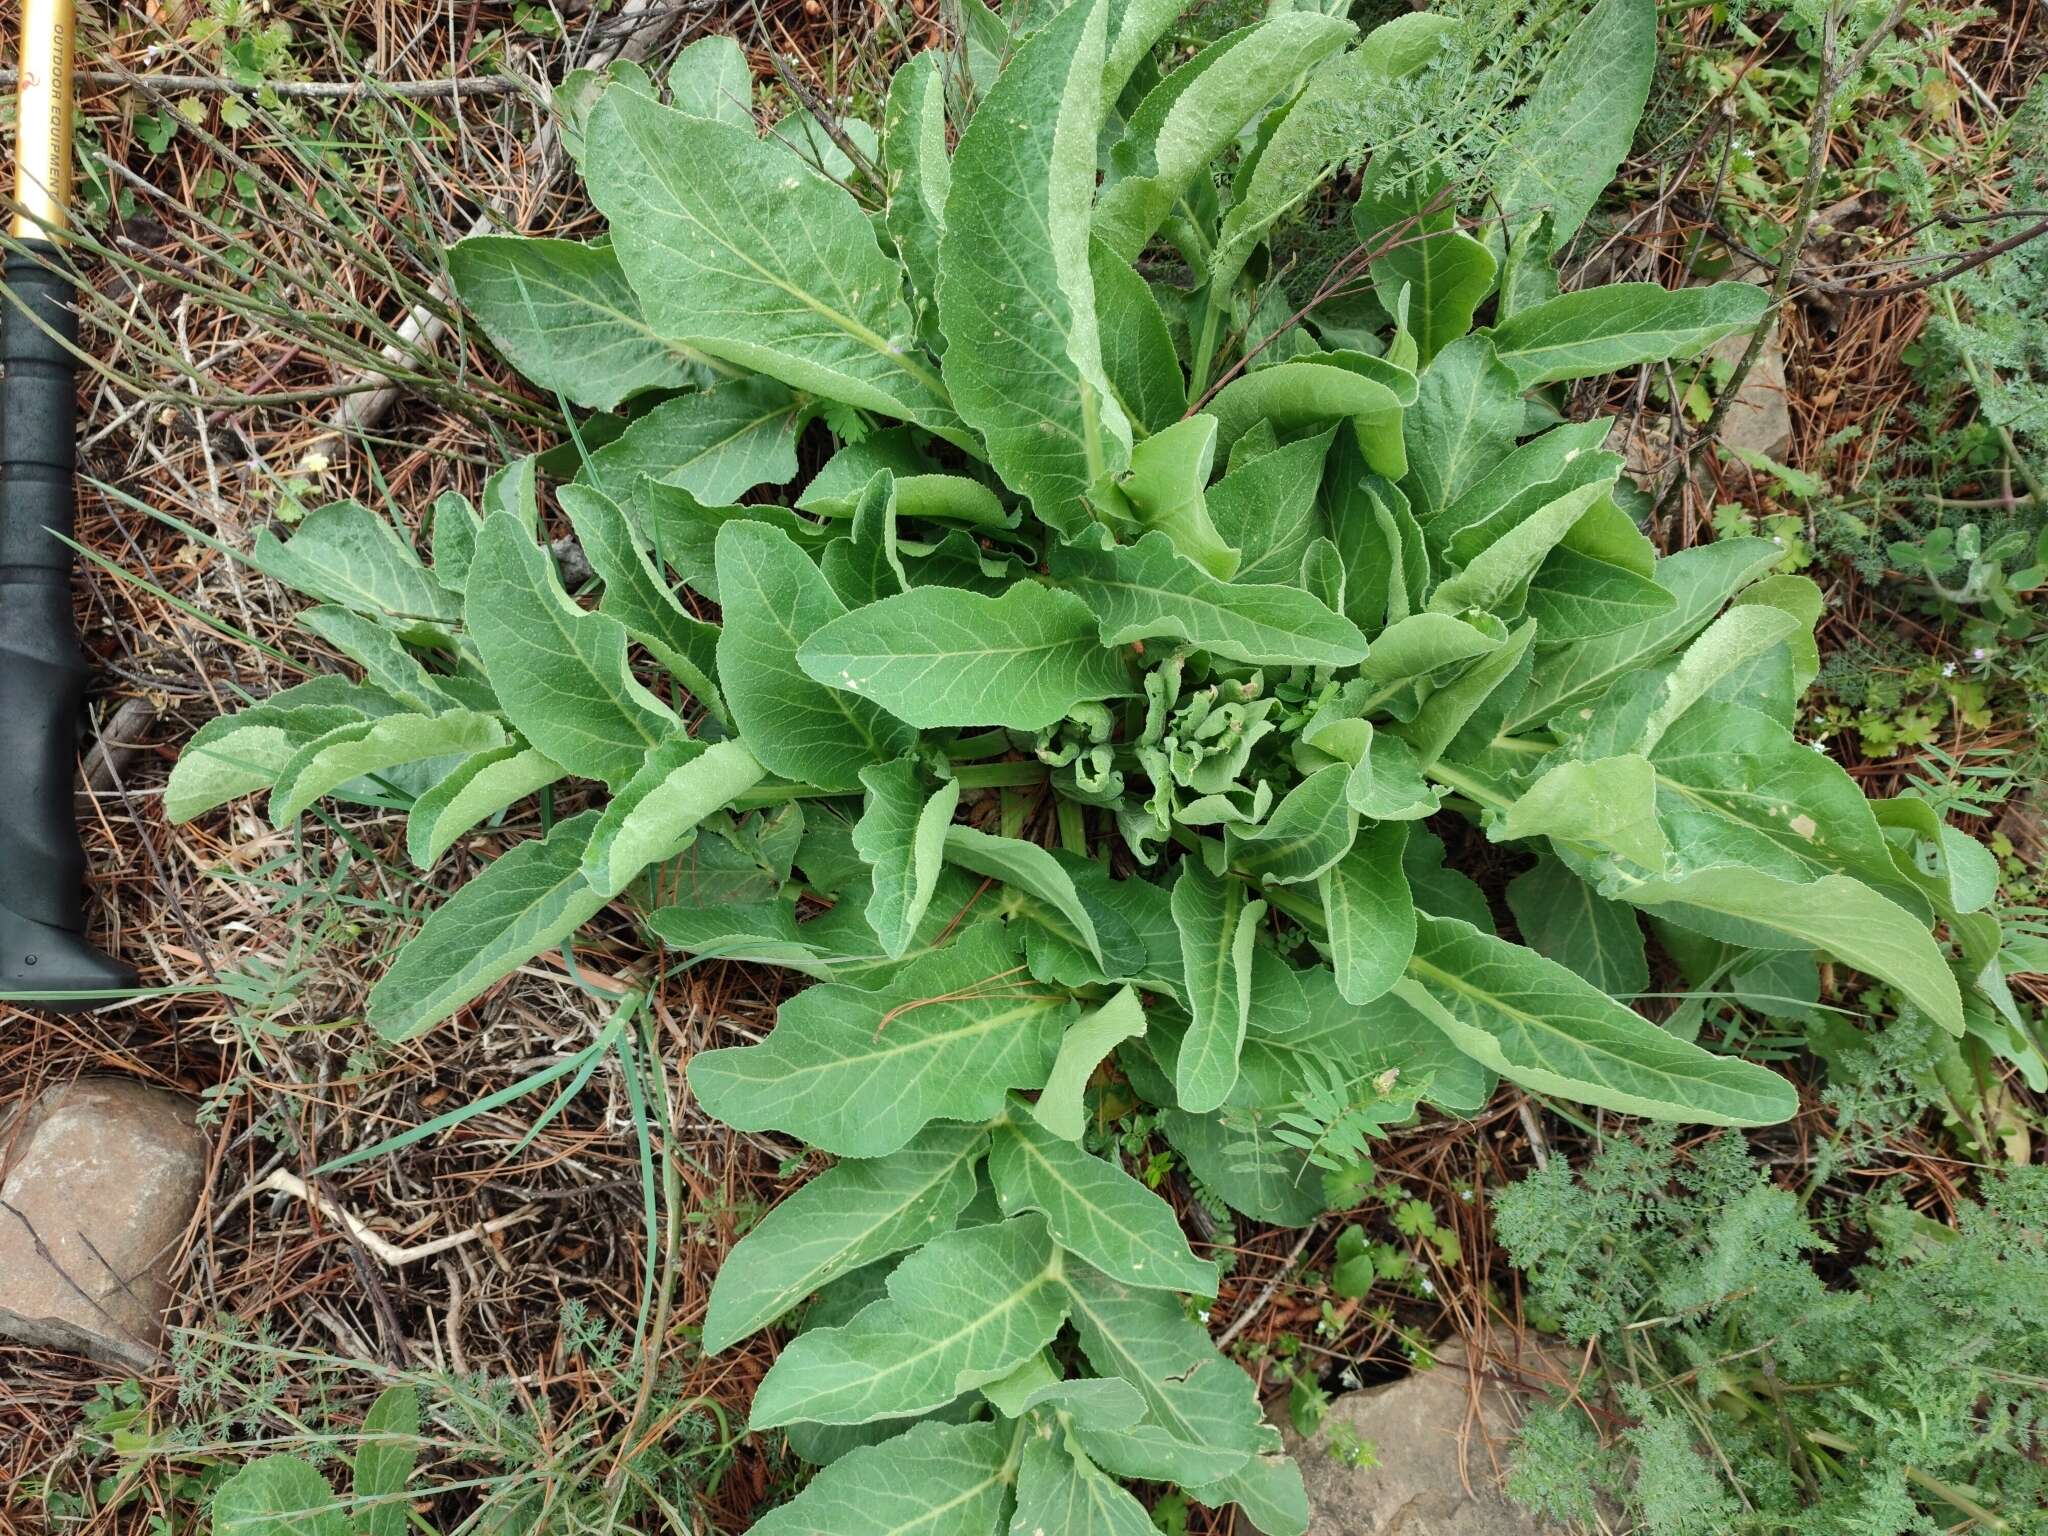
[1282,1341,1575,1536]
[0,1078,208,1369]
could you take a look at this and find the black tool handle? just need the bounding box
[0,243,136,1006]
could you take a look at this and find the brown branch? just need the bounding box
[1802,216,2048,297]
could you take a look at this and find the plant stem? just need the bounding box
[1425,761,1512,811]
[947,729,1015,761]
[954,760,1050,790]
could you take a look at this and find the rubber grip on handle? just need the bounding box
[1,244,137,1007]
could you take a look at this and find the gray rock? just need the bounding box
[0,1078,208,1369]
[1283,1342,1573,1536]
[1711,329,1794,464]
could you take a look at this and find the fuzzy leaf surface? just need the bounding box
[688,924,1073,1157]
[716,520,916,791]
[449,235,699,410]
[751,1214,1068,1427]
[467,513,679,790]
[1396,915,1797,1125]
[367,812,610,1041]
[937,0,1130,535]
[1052,532,1368,667]
[748,1421,1013,1536]
[855,762,962,959]
[703,1124,987,1353]
[589,90,957,430]
[990,1113,1216,1294]
[798,582,1135,731]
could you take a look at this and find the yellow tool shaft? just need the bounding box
[12,0,77,238]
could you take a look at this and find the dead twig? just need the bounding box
[256,1170,540,1267]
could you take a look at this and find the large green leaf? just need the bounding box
[1432,418,1620,561]
[1394,914,1798,1125]
[688,923,1073,1157]
[1486,282,1772,390]
[212,1457,347,1536]
[1109,414,1239,578]
[1172,859,1263,1112]
[749,1420,1013,1536]
[405,744,565,869]
[798,582,1136,731]
[1354,161,1496,366]
[556,483,724,721]
[1611,867,1964,1034]
[250,501,458,631]
[366,812,611,1041]
[938,0,1130,536]
[448,235,702,410]
[466,513,679,790]
[1357,612,1502,693]
[1208,40,1401,295]
[1010,1431,1156,1536]
[944,825,1140,973]
[1317,820,1414,1005]
[1506,854,1648,997]
[1207,426,1332,584]
[588,89,958,431]
[1488,0,1656,251]
[1096,14,1355,261]
[1231,765,1357,885]
[1525,547,1676,641]
[294,606,453,714]
[1207,359,1410,479]
[881,52,951,324]
[703,1124,987,1354]
[575,381,803,509]
[1646,698,1906,892]
[1033,987,1148,1140]
[1400,335,1522,521]
[1065,1264,1266,1473]
[583,736,765,898]
[166,688,389,824]
[716,520,916,791]
[666,34,752,125]
[266,711,504,828]
[855,762,962,960]
[1499,753,1668,870]
[352,1385,419,1536]
[751,1214,1068,1427]
[1427,480,1609,616]
[990,1113,1216,1294]
[1052,531,1368,667]
[1396,618,1534,768]
[1512,538,1783,728]
[1091,239,1188,435]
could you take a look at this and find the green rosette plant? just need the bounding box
[170,3,2024,1529]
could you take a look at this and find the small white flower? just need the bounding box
[1420,1277,1435,1294]
[1973,647,1988,660]
[1942,662,1957,678]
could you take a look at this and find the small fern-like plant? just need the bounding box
[170,2,2021,1528]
